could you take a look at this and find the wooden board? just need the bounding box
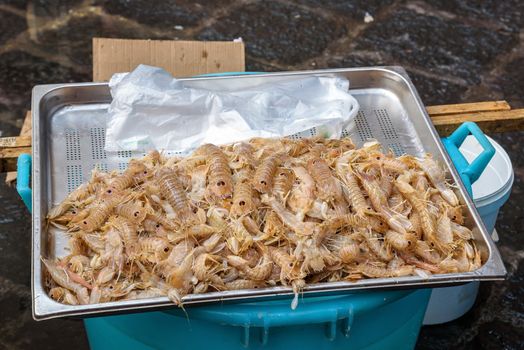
[433,109,524,136]
[4,111,31,183]
[426,101,511,116]
[20,111,32,135]
[93,38,246,82]
[0,135,31,148]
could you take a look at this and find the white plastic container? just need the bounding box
[463,135,514,234]
[423,134,514,325]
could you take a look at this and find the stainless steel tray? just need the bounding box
[32,67,506,320]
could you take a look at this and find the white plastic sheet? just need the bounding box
[105,65,359,153]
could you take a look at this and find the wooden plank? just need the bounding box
[426,101,511,116]
[0,146,31,158]
[5,111,31,184]
[0,135,31,148]
[93,38,245,82]
[433,108,524,136]
[20,111,32,135]
[0,146,31,175]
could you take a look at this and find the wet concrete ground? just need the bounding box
[0,1,522,349]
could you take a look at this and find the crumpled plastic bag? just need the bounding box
[105,64,359,153]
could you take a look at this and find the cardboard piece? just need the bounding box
[93,38,245,81]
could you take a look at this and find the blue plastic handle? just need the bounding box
[16,153,32,213]
[441,121,495,197]
[181,291,408,346]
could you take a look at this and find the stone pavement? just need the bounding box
[0,1,522,349]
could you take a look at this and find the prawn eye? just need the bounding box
[107,189,112,194]
[239,201,246,206]
[134,212,139,217]
[156,224,160,228]
[217,181,225,186]
[376,156,380,160]
[83,221,87,225]
[260,180,267,186]
[163,247,169,252]
[144,171,148,174]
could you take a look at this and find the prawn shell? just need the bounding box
[115,200,147,223]
[338,243,361,264]
[253,154,283,193]
[338,165,369,216]
[204,144,233,199]
[371,152,408,173]
[75,196,121,232]
[273,167,294,201]
[225,279,265,290]
[230,142,257,169]
[108,160,146,192]
[307,157,340,201]
[139,237,171,263]
[157,168,196,225]
[230,179,256,218]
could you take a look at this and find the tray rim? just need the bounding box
[31,66,506,321]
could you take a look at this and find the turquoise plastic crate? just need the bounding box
[84,290,431,350]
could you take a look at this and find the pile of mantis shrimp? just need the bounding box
[44,137,481,306]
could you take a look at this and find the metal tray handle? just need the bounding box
[441,121,495,196]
